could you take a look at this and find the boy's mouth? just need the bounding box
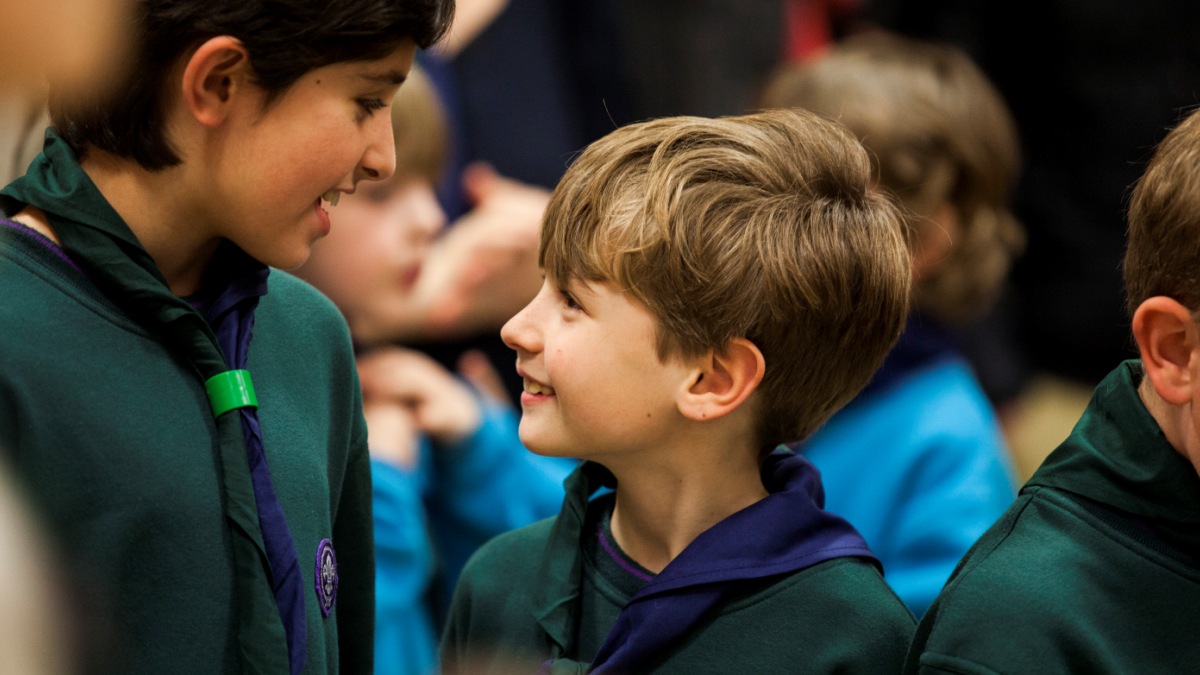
[523,379,555,396]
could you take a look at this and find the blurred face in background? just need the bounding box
[2,0,132,97]
[301,171,446,344]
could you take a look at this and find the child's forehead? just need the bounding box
[326,45,415,82]
[543,265,611,289]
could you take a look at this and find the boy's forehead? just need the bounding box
[332,40,416,81]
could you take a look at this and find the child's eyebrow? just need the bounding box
[359,71,408,86]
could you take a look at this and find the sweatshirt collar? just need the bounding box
[1026,360,1200,551]
[534,450,877,672]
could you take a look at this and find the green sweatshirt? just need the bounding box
[0,223,374,673]
[442,486,915,674]
[906,361,1200,674]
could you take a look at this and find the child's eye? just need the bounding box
[356,98,387,117]
[560,289,583,312]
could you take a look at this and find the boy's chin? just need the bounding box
[518,433,569,459]
[246,242,315,272]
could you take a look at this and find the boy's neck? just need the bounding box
[81,149,220,297]
[606,444,768,575]
[1138,374,1200,477]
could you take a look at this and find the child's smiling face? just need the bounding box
[501,276,694,462]
[207,40,416,271]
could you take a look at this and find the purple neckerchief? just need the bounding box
[541,451,878,674]
[0,217,86,275]
[201,248,307,674]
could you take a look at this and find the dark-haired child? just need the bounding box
[0,0,453,672]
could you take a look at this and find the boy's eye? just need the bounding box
[561,290,583,312]
[356,98,387,117]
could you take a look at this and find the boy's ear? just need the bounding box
[1133,296,1200,406]
[180,36,252,128]
[677,338,766,422]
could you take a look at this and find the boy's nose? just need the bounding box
[501,298,541,355]
[359,118,397,183]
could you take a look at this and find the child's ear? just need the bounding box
[677,338,765,422]
[1133,296,1200,406]
[181,36,251,127]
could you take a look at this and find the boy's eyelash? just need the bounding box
[357,98,387,115]
[560,289,582,311]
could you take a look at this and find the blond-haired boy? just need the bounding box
[905,106,1200,673]
[440,108,916,673]
[761,32,1022,617]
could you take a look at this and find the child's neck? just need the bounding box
[607,448,767,575]
[81,150,220,297]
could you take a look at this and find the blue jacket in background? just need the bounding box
[372,400,574,675]
[802,357,1016,618]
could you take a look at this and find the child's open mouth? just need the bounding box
[523,379,555,396]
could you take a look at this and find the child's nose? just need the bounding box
[359,117,397,184]
[501,298,540,355]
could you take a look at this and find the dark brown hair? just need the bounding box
[50,0,454,170]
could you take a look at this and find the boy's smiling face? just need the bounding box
[501,275,694,461]
[207,40,417,270]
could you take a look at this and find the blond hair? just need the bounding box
[762,32,1023,324]
[390,63,447,182]
[541,108,911,447]
[1125,107,1200,315]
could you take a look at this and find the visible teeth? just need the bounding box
[524,379,555,395]
[322,190,340,206]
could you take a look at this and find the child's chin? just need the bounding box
[518,434,565,458]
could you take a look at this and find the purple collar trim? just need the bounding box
[0,217,85,274]
[595,521,655,583]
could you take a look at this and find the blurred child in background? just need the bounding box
[295,65,572,675]
[762,31,1022,617]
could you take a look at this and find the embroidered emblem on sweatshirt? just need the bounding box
[315,539,338,617]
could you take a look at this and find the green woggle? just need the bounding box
[204,370,258,417]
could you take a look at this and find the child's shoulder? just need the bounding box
[443,515,560,659]
[257,270,353,345]
[458,515,559,588]
[264,270,343,320]
[765,556,914,629]
[674,557,914,673]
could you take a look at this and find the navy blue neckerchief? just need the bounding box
[854,314,960,402]
[1,129,305,674]
[536,450,878,674]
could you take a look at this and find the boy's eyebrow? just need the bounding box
[359,71,408,86]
